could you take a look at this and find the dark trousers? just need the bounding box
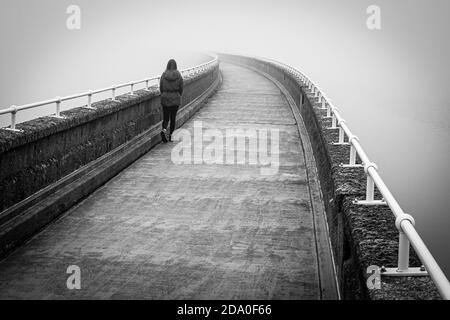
[162,105,179,134]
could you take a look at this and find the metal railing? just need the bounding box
[0,56,219,132]
[259,56,450,299]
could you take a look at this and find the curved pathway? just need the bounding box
[0,63,337,299]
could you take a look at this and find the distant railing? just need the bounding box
[0,55,219,132]
[255,56,450,300]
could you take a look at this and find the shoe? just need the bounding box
[161,129,168,143]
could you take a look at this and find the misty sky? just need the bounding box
[1,0,449,274]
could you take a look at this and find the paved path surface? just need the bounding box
[0,64,335,299]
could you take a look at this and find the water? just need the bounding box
[1,0,449,277]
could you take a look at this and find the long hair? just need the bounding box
[166,59,178,71]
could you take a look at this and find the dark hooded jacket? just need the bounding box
[159,69,184,107]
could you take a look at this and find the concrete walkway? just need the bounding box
[0,63,336,299]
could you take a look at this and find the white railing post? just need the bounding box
[379,214,429,277]
[321,97,327,109]
[87,90,93,108]
[10,105,17,130]
[340,136,363,168]
[398,230,411,272]
[112,87,116,101]
[349,144,357,165]
[366,175,375,201]
[350,137,363,167]
[332,120,349,145]
[353,163,386,205]
[4,105,22,132]
[55,97,61,117]
[130,83,135,95]
[396,214,415,272]
[338,126,345,143]
[328,112,338,129]
[145,80,150,91]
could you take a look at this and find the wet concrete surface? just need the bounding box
[0,64,331,299]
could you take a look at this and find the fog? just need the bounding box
[1,0,449,276]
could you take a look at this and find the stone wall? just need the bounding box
[0,61,220,257]
[218,53,440,300]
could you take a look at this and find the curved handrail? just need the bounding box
[0,55,219,131]
[254,55,450,300]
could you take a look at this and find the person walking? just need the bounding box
[159,59,184,143]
